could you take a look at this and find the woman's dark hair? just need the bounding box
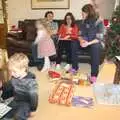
[44,11,54,18]
[82,4,96,19]
[63,12,76,27]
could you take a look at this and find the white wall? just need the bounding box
[8,0,90,26]
[8,0,116,27]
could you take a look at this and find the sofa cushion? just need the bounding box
[7,37,31,49]
[24,20,37,42]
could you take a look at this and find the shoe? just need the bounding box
[56,64,61,70]
[41,65,50,72]
[64,64,71,71]
[37,65,43,71]
[90,76,97,84]
[41,67,48,72]
[68,68,77,75]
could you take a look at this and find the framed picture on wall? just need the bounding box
[31,0,70,9]
[0,11,4,23]
[0,0,2,9]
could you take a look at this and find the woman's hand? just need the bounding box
[29,112,36,117]
[79,39,86,46]
[80,39,99,47]
[0,81,2,89]
[63,35,70,40]
[80,41,90,48]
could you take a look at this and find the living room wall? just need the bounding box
[7,0,91,27]
[8,0,115,27]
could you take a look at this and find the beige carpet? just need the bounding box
[28,62,120,120]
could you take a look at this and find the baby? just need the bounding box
[1,53,38,120]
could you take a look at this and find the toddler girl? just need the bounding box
[34,19,56,72]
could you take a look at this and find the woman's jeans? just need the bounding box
[56,40,71,64]
[71,40,100,77]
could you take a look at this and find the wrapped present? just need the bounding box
[0,49,8,69]
[73,73,90,86]
[48,81,74,106]
[48,71,61,82]
[72,96,94,108]
[58,83,73,106]
[48,71,61,78]
[0,49,9,83]
[61,71,72,81]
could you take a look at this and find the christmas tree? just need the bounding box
[106,5,120,60]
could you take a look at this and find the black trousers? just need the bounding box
[30,43,44,66]
[71,40,100,77]
[56,40,71,64]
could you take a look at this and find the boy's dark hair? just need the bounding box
[44,11,54,18]
[82,4,96,19]
[63,12,76,27]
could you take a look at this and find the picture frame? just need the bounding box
[31,0,70,9]
[0,0,2,9]
[0,10,4,24]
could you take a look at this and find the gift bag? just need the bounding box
[0,49,8,69]
[48,81,74,106]
[0,49,9,83]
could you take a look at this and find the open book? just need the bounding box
[116,56,120,61]
[0,103,12,119]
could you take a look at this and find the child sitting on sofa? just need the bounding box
[0,53,38,120]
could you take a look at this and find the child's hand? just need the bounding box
[29,112,36,117]
[34,42,37,45]
[0,81,2,89]
[63,35,70,40]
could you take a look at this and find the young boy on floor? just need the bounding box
[0,53,38,120]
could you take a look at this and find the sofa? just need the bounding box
[6,19,106,66]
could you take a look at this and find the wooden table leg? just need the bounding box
[114,61,120,84]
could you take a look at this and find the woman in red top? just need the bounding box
[56,12,79,70]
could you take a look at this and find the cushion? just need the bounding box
[24,20,37,41]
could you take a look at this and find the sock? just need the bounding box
[41,57,50,72]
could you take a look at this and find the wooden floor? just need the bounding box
[29,62,119,120]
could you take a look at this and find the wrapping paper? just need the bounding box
[48,71,61,78]
[48,81,74,106]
